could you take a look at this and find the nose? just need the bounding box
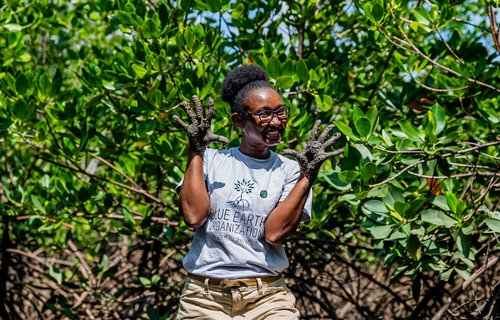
[268,114,282,126]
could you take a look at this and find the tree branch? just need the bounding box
[487,4,500,53]
[389,11,500,93]
[408,171,500,179]
[369,159,425,187]
[432,254,500,320]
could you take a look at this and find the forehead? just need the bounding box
[244,87,283,112]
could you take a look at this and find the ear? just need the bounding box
[232,112,245,129]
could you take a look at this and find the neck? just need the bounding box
[238,144,271,159]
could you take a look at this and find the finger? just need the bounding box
[324,148,344,158]
[206,133,229,146]
[317,124,335,143]
[180,101,197,124]
[309,120,322,141]
[173,115,189,130]
[323,131,341,148]
[281,149,298,157]
[206,97,215,122]
[192,95,204,121]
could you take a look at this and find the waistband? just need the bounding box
[187,273,283,288]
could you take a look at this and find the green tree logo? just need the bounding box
[228,179,255,211]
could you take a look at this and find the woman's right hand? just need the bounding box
[173,95,229,152]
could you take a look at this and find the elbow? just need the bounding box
[265,233,286,247]
[181,207,208,228]
[178,197,209,228]
[183,215,207,228]
[179,203,209,228]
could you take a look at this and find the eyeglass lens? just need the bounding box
[259,106,288,122]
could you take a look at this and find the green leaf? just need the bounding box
[414,8,431,26]
[132,64,148,78]
[421,209,456,227]
[355,117,371,137]
[16,73,30,95]
[407,235,421,261]
[319,95,333,112]
[352,105,364,123]
[333,121,359,142]
[432,195,450,211]
[231,3,245,19]
[12,98,28,120]
[361,162,376,183]
[206,0,221,12]
[445,192,458,214]
[49,266,63,285]
[368,224,394,239]
[364,200,388,213]
[394,201,410,216]
[485,219,500,233]
[38,73,52,97]
[455,265,471,281]
[366,105,378,127]
[183,27,194,47]
[267,57,280,79]
[0,117,12,131]
[124,210,136,225]
[456,231,470,257]
[400,121,423,143]
[31,194,46,214]
[276,76,294,89]
[139,276,152,286]
[430,104,445,135]
[142,19,159,38]
[296,59,309,82]
[372,2,384,22]
[322,172,351,190]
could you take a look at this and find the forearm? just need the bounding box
[264,175,312,245]
[178,150,210,227]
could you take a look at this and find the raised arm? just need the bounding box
[173,95,229,227]
[264,120,344,245]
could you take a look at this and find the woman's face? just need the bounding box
[236,87,288,150]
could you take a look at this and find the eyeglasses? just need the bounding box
[243,106,289,123]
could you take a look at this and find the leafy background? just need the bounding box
[0,0,499,319]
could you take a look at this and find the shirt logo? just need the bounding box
[227,179,255,211]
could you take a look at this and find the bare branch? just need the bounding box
[390,11,500,93]
[407,171,500,179]
[488,4,500,53]
[410,72,469,92]
[90,154,141,190]
[369,159,425,187]
[432,255,500,320]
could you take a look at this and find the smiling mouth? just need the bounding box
[264,129,282,142]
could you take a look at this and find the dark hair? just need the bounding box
[220,64,273,114]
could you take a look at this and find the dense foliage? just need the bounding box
[0,0,499,318]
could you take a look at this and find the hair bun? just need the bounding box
[220,64,269,103]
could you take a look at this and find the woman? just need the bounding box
[173,64,342,319]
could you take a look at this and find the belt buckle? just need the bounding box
[221,279,241,287]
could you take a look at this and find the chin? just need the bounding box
[265,138,281,146]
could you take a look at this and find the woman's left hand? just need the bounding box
[282,120,344,180]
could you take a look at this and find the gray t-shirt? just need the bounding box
[177,147,312,278]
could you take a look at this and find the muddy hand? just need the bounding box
[282,120,343,180]
[173,95,229,152]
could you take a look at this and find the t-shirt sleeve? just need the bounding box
[279,161,313,222]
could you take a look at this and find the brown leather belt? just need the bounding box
[187,273,282,287]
